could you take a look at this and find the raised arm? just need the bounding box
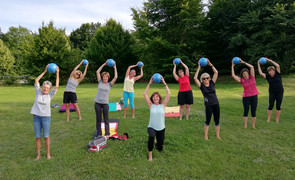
[161,76,171,108]
[54,67,60,90]
[180,59,189,76]
[257,60,266,78]
[143,77,153,108]
[70,60,83,78]
[96,61,107,82]
[231,62,241,83]
[208,59,218,83]
[110,62,118,86]
[194,62,201,88]
[35,64,48,85]
[172,61,179,81]
[240,59,255,77]
[267,58,280,73]
[78,63,89,83]
[134,64,144,81]
[125,63,138,78]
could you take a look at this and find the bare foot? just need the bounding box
[148,157,153,161]
[132,116,135,118]
[252,126,256,129]
[244,124,247,128]
[47,154,51,160]
[79,118,82,120]
[217,136,222,140]
[204,136,208,140]
[35,155,41,161]
[267,120,270,123]
[276,120,279,123]
[123,115,126,118]
[66,120,70,122]
[179,118,182,120]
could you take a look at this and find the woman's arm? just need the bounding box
[194,62,201,88]
[70,60,83,78]
[231,62,241,83]
[96,60,107,82]
[240,59,255,77]
[180,59,189,76]
[143,77,153,108]
[134,64,144,81]
[161,77,171,108]
[267,58,280,73]
[208,59,218,83]
[257,60,266,78]
[110,62,118,86]
[172,61,179,81]
[35,64,48,85]
[79,62,89,83]
[125,63,138,78]
[54,67,59,91]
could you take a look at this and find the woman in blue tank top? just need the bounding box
[143,75,171,161]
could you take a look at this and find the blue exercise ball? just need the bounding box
[48,63,58,73]
[83,59,88,65]
[259,57,267,64]
[138,61,143,67]
[232,57,240,64]
[152,73,162,83]
[199,58,208,67]
[174,58,181,65]
[107,59,115,67]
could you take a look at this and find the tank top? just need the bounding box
[123,76,134,92]
[178,75,192,92]
[65,78,79,93]
[240,75,259,97]
[148,104,165,131]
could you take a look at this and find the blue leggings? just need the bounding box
[123,91,134,108]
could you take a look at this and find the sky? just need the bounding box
[0,0,145,35]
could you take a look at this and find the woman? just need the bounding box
[257,58,284,123]
[30,64,59,160]
[232,58,259,128]
[94,60,117,138]
[143,75,170,161]
[173,59,193,120]
[63,60,88,121]
[194,59,221,140]
[123,62,144,118]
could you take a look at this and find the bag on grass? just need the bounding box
[87,136,107,152]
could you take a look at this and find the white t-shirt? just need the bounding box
[30,83,57,117]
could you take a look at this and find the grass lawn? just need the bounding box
[0,75,294,179]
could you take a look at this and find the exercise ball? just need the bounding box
[83,59,88,65]
[232,57,240,64]
[48,63,58,73]
[199,58,208,67]
[259,57,267,64]
[107,59,115,67]
[174,58,181,65]
[152,73,162,83]
[138,61,143,67]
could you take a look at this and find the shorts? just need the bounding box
[63,91,77,104]
[178,90,194,105]
[33,115,51,138]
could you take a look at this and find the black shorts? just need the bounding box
[178,90,194,105]
[63,92,77,104]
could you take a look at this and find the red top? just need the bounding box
[178,75,192,92]
[240,75,259,97]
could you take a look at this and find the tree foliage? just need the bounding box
[0,39,15,75]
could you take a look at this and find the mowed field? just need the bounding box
[0,75,294,179]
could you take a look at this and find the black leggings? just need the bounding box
[268,90,284,110]
[205,103,220,126]
[148,128,165,152]
[94,103,110,136]
[242,95,258,117]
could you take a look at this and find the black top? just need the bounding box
[265,71,284,92]
[200,80,219,105]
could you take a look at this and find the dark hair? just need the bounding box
[178,69,184,73]
[150,92,162,104]
[240,68,249,77]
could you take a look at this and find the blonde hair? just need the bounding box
[267,66,276,72]
[200,73,210,82]
[101,72,110,79]
[72,70,82,79]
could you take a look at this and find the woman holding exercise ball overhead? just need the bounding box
[257,58,284,123]
[94,60,117,138]
[231,58,259,129]
[30,64,59,160]
[123,62,144,118]
[194,59,221,140]
[63,60,88,122]
[144,75,170,161]
[173,59,193,120]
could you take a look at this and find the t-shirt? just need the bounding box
[148,104,165,131]
[200,80,219,105]
[123,76,134,92]
[94,80,112,104]
[240,75,259,97]
[65,78,79,93]
[266,71,284,92]
[178,74,192,92]
[30,83,57,117]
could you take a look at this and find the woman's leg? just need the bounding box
[102,104,110,136]
[35,138,41,160]
[267,92,275,122]
[204,105,213,140]
[123,91,128,117]
[250,95,258,129]
[213,104,221,140]
[33,115,42,160]
[185,104,190,120]
[275,91,284,123]
[73,103,82,120]
[243,97,250,128]
[42,116,51,159]
[45,137,51,159]
[155,129,165,151]
[94,103,103,136]
[147,128,156,161]
[65,104,70,121]
[129,92,135,118]
[179,105,184,120]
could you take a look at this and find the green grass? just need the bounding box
[1,75,295,179]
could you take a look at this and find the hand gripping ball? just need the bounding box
[83,59,88,65]
[199,58,208,67]
[107,59,115,67]
[138,61,143,67]
[232,57,240,64]
[48,63,58,73]
[152,73,162,83]
[174,58,181,65]
[259,57,267,64]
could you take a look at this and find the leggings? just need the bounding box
[205,103,220,126]
[123,91,135,108]
[94,103,110,136]
[148,128,165,152]
[268,90,284,110]
[242,95,258,117]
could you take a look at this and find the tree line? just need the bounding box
[0,0,294,84]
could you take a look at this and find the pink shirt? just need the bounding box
[178,75,192,92]
[240,75,259,97]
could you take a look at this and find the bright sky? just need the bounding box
[0,0,145,35]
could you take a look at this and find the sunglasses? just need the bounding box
[202,77,210,80]
[76,73,81,76]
